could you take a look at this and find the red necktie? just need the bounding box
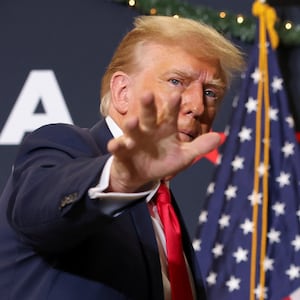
[155,181,194,300]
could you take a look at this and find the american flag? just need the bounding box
[193,17,300,300]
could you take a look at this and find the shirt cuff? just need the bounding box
[88,156,159,202]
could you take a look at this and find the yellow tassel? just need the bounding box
[252,1,279,49]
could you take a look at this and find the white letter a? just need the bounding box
[0,70,73,145]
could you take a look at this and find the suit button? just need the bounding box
[59,192,78,210]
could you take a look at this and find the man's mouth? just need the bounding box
[178,130,197,142]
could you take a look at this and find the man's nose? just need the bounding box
[181,82,204,119]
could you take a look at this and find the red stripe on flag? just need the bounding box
[194,132,226,164]
[195,132,300,165]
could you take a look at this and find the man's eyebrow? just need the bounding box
[207,78,227,90]
[163,70,194,78]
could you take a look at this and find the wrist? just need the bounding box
[108,160,155,193]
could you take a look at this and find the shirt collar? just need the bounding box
[105,116,123,138]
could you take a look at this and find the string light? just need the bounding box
[128,0,135,7]
[236,14,244,24]
[149,7,157,15]
[219,11,227,19]
[284,21,293,30]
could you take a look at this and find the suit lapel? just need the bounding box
[89,120,113,155]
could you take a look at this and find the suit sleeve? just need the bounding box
[7,123,141,253]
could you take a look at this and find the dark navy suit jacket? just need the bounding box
[0,120,207,299]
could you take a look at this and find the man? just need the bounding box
[0,15,244,299]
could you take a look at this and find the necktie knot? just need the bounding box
[156,182,171,205]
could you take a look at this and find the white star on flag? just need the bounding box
[224,185,238,200]
[192,239,201,251]
[286,264,300,280]
[206,272,217,286]
[233,247,248,263]
[276,171,291,188]
[271,201,285,216]
[291,235,300,252]
[231,156,245,171]
[238,126,252,142]
[245,97,258,113]
[218,214,230,229]
[254,284,268,299]
[251,67,262,84]
[285,115,294,128]
[263,256,274,271]
[212,243,224,258]
[269,106,279,121]
[267,228,281,244]
[281,141,295,158]
[248,191,262,206]
[257,162,269,177]
[226,276,241,292]
[198,210,208,224]
[206,182,215,195]
[240,218,254,235]
[271,76,283,92]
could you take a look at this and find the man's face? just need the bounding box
[125,42,226,142]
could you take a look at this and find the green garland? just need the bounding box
[114,0,300,47]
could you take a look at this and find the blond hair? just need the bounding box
[100,15,244,116]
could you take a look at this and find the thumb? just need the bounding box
[191,132,221,159]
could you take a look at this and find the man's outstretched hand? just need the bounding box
[107,92,220,193]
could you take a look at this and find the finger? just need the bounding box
[107,136,136,154]
[123,116,141,138]
[139,92,157,132]
[157,91,182,127]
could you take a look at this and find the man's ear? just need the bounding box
[110,71,130,114]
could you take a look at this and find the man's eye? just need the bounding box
[204,89,217,100]
[169,78,181,86]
